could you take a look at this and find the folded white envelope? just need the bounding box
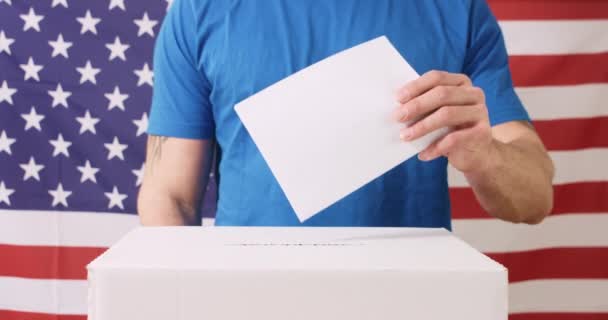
[235,36,446,222]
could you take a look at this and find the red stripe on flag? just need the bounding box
[489,247,608,282]
[0,244,105,280]
[489,0,608,20]
[535,117,608,151]
[510,53,608,87]
[552,182,608,214]
[0,310,85,320]
[450,182,608,219]
[510,313,608,320]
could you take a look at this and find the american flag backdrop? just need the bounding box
[0,0,606,319]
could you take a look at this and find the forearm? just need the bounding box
[137,135,214,226]
[138,185,203,226]
[464,138,554,224]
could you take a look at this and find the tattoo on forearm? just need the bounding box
[148,135,168,173]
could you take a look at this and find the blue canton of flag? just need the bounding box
[0,0,200,215]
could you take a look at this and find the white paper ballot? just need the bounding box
[235,36,447,222]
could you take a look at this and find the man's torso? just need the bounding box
[192,0,473,227]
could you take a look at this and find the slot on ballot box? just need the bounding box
[87,227,507,320]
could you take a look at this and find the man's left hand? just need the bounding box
[394,70,494,173]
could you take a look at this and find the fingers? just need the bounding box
[396,70,472,104]
[418,123,491,161]
[393,85,484,122]
[393,70,490,163]
[400,104,485,141]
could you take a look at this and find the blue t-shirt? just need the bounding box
[148,0,529,229]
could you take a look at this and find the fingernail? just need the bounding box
[400,107,408,121]
[418,153,428,161]
[400,129,412,141]
[392,105,402,121]
[399,89,411,102]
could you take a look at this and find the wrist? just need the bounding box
[463,139,502,179]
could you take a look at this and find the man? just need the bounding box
[138,0,554,228]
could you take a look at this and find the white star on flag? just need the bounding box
[0,0,12,5]
[77,160,100,183]
[49,34,73,58]
[166,0,174,11]
[0,80,17,105]
[105,186,127,210]
[109,0,125,11]
[104,136,128,160]
[48,183,72,207]
[105,86,129,111]
[132,163,145,186]
[0,30,15,55]
[48,83,71,108]
[0,181,15,206]
[19,56,44,81]
[133,112,148,136]
[76,60,101,84]
[21,106,45,131]
[20,157,45,181]
[106,36,130,61]
[0,130,16,155]
[134,63,153,87]
[77,10,101,35]
[51,0,68,8]
[134,12,158,37]
[20,7,44,32]
[75,110,100,134]
[49,133,72,157]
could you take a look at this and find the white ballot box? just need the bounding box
[87,227,507,320]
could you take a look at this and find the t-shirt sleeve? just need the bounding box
[147,0,215,139]
[463,0,530,126]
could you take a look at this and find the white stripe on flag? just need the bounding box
[499,20,608,55]
[510,279,608,313]
[517,84,608,120]
[0,210,139,247]
[0,276,87,315]
[203,217,216,226]
[3,210,606,257]
[448,148,608,187]
[453,213,608,253]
